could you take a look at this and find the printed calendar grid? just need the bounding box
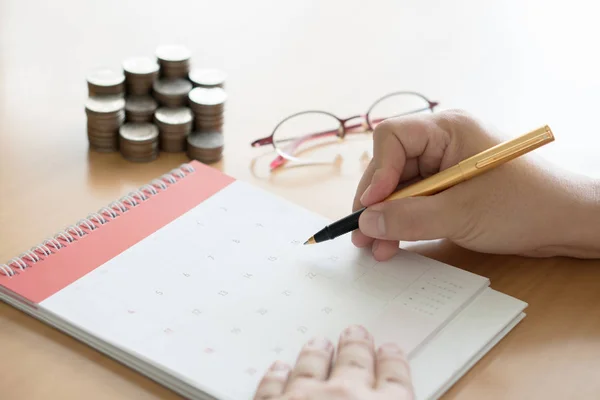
[39,180,489,400]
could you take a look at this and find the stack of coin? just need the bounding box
[152,78,192,107]
[188,68,227,88]
[119,122,159,162]
[187,130,224,163]
[188,87,226,133]
[154,107,193,152]
[85,95,126,152]
[86,68,125,96]
[125,95,158,122]
[156,45,191,79]
[122,57,160,95]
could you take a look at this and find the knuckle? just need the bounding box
[298,346,331,360]
[339,335,373,351]
[378,351,410,366]
[372,118,396,141]
[434,108,479,135]
[346,358,368,370]
[260,371,288,385]
[437,108,474,123]
[291,370,317,380]
[383,374,410,386]
[338,352,372,372]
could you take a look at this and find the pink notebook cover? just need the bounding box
[0,161,234,305]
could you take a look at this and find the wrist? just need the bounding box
[545,171,600,258]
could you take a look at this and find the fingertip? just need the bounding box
[352,230,374,248]
[377,343,407,358]
[360,169,400,206]
[269,360,292,372]
[358,184,373,205]
[372,239,399,261]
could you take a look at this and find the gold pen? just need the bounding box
[304,125,555,245]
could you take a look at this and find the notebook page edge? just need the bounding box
[407,278,490,359]
[410,287,528,400]
[430,312,526,400]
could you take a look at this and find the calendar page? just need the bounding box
[40,180,489,400]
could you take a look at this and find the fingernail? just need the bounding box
[360,209,385,237]
[307,337,332,350]
[372,239,380,253]
[379,343,402,354]
[270,360,290,371]
[360,184,373,204]
[269,361,291,378]
[343,325,369,340]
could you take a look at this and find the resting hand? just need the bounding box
[253,325,414,400]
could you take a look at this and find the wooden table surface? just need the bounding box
[1,1,600,399]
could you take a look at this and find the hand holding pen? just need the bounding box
[306,110,600,261]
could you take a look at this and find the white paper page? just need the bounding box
[410,288,527,400]
[40,180,489,400]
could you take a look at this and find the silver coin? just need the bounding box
[155,44,191,62]
[154,107,193,125]
[188,87,227,106]
[86,68,125,87]
[187,131,224,149]
[125,95,158,113]
[85,95,125,114]
[119,122,159,142]
[122,57,160,75]
[188,68,227,86]
[153,78,192,96]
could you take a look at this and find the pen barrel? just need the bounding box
[458,125,554,178]
[383,125,554,203]
[384,165,466,202]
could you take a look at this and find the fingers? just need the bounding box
[353,159,421,213]
[353,159,376,212]
[352,160,377,248]
[284,337,334,391]
[375,343,414,397]
[371,239,400,261]
[254,361,292,400]
[254,328,415,400]
[352,115,451,249]
[352,155,420,249]
[360,116,449,207]
[329,325,376,386]
[358,191,460,242]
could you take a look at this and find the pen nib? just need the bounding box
[304,237,316,245]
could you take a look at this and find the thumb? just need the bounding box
[358,192,462,242]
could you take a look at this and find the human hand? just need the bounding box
[352,109,600,260]
[253,324,414,400]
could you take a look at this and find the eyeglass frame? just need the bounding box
[250,91,439,170]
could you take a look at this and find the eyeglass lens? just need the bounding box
[272,93,433,165]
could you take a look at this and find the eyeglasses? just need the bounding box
[251,91,438,170]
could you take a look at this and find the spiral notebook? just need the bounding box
[0,160,527,400]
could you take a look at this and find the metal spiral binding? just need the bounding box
[0,163,196,278]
